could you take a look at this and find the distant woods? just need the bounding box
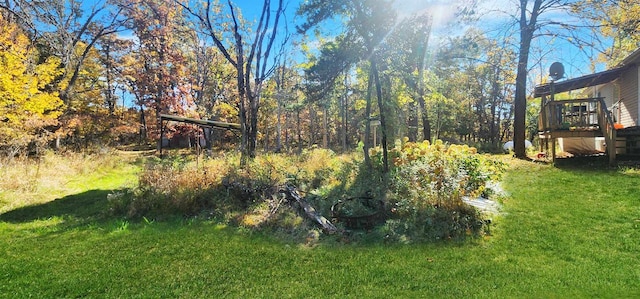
[0,0,634,159]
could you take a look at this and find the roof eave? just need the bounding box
[619,48,640,67]
[533,66,627,98]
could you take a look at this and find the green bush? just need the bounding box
[371,139,505,242]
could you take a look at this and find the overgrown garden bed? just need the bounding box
[108,140,506,243]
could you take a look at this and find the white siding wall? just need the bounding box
[619,66,639,127]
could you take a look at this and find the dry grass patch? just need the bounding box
[0,151,138,214]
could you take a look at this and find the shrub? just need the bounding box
[371,139,505,242]
[379,139,505,204]
[380,203,488,242]
[423,204,488,240]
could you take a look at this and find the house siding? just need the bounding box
[596,83,620,121]
[618,66,639,127]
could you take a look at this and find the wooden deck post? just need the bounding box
[609,128,616,166]
[551,137,556,164]
[159,118,165,158]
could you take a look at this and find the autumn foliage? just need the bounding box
[0,15,63,152]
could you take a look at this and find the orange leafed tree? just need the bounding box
[119,0,193,148]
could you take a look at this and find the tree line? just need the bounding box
[0,0,637,162]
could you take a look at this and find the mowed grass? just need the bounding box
[1,155,639,298]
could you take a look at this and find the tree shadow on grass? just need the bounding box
[0,189,117,225]
[553,155,614,171]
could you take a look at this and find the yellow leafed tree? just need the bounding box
[0,15,64,151]
[601,0,640,64]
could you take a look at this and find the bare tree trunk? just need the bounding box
[264,122,269,151]
[372,59,389,172]
[248,93,260,159]
[408,101,419,142]
[139,104,147,144]
[514,0,542,158]
[322,107,329,148]
[363,71,373,169]
[276,97,283,152]
[342,76,349,151]
[155,44,166,154]
[297,108,302,154]
[419,98,431,142]
[309,105,316,146]
[284,110,290,152]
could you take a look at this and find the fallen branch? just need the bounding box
[281,185,338,234]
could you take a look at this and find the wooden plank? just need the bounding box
[160,114,240,130]
[549,130,602,138]
[282,185,338,234]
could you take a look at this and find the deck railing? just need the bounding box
[538,98,607,131]
[538,97,616,163]
[595,98,617,164]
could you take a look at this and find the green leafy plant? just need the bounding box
[370,138,505,241]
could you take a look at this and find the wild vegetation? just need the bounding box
[0,151,139,215]
[1,0,640,295]
[102,143,503,243]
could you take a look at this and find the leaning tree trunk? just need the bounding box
[371,59,389,173]
[282,185,338,234]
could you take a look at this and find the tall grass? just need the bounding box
[0,151,139,214]
[107,149,352,237]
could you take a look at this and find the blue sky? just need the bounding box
[79,0,601,81]
[76,0,605,99]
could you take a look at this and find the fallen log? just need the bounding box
[281,185,338,234]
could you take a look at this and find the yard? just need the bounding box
[1,154,639,298]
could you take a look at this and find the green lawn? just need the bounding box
[1,157,639,298]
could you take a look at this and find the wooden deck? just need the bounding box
[541,130,602,138]
[538,97,617,164]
